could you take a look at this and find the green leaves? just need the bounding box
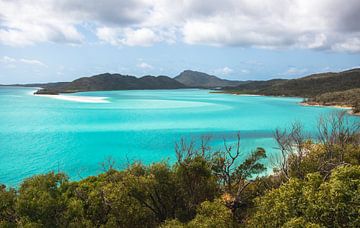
[248,165,360,227]
[16,172,69,227]
[235,147,267,180]
[0,185,17,226]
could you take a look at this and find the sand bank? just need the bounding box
[300,102,360,116]
[300,102,352,109]
[35,94,109,103]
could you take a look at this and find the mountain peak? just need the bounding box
[175,70,242,88]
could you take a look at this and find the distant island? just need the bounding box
[8,68,360,114]
[28,70,242,95]
[174,70,246,88]
[33,74,186,95]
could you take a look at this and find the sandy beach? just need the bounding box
[34,94,109,103]
[300,102,352,109]
[300,102,360,116]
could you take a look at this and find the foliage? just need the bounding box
[162,199,234,228]
[187,199,234,228]
[0,185,17,227]
[16,172,69,227]
[223,68,360,97]
[309,88,360,113]
[282,217,322,228]
[222,69,360,114]
[247,165,360,227]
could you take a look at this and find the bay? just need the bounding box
[0,86,356,186]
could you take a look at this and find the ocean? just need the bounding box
[0,86,356,186]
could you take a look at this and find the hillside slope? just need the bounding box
[222,68,360,113]
[306,88,360,113]
[174,70,244,88]
[224,68,360,97]
[34,73,186,94]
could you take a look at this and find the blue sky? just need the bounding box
[0,0,359,84]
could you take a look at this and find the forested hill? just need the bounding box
[32,70,245,94]
[34,73,186,94]
[174,70,245,88]
[223,68,360,97]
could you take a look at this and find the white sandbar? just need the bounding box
[35,94,109,103]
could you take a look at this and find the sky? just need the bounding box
[0,0,359,84]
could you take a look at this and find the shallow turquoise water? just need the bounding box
[0,86,357,186]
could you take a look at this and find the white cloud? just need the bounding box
[96,27,160,46]
[120,28,159,46]
[0,56,16,63]
[0,56,47,68]
[181,0,360,51]
[240,69,250,74]
[0,0,84,46]
[137,62,153,69]
[0,0,360,52]
[215,67,233,75]
[332,37,360,53]
[20,59,47,67]
[282,67,308,76]
[0,56,17,68]
[96,27,122,46]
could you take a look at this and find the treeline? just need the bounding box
[306,88,360,114]
[1,112,359,227]
[222,68,360,114]
[223,68,360,97]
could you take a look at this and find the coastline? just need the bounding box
[217,90,360,116]
[300,102,360,116]
[210,91,260,96]
[300,102,352,109]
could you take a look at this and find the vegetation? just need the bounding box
[222,68,360,114]
[174,70,244,88]
[223,68,360,97]
[306,88,360,114]
[34,73,186,94]
[0,112,359,227]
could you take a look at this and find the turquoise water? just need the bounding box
[0,86,357,186]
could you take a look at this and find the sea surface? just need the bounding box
[0,86,357,186]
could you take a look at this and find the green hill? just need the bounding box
[222,68,360,113]
[34,73,186,94]
[174,70,245,88]
[307,88,360,113]
[223,68,360,97]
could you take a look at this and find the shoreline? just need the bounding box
[300,102,352,109]
[217,90,360,116]
[210,91,260,96]
[300,102,360,116]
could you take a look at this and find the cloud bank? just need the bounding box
[0,0,359,52]
[0,56,47,68]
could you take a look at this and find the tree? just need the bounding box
[187,199,234,228]
[16,172,69,227]
[125,162,181,223]
[282,217,321,228]
[273,121,309,180]
[174,156,218,221]
[317,111,360,160]
[273,112,360,180]
[0,185,17,227]
[247,165,360,227]
[161,199,234,228]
